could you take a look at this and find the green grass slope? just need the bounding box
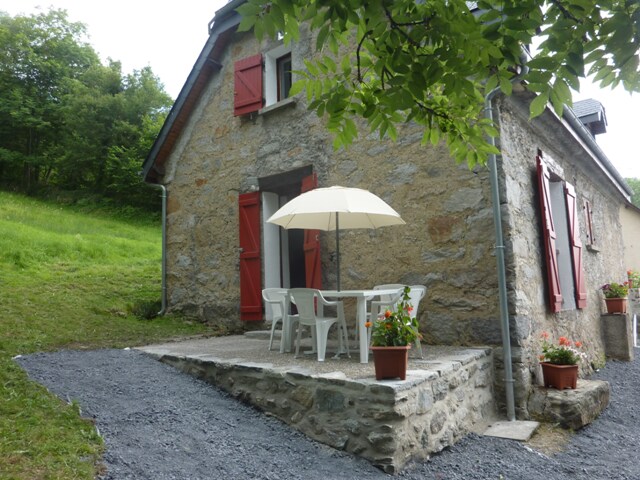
[0,191,210,479]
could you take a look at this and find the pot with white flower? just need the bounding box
[369,286,419,380]
[538,332,587,389]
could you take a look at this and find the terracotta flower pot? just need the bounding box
[371,345,411,380]
[540,362,578,389]
[604,297,627,314]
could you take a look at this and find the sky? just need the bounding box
[1,0,638,179]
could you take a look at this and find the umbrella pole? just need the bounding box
[336,212,340,291]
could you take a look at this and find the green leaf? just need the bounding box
[484,75,499,94]
[499,76,513,96]
[527,57,560,71]
[289,79,306,97]
[237,15,256,33]
[316,25,330,51]
[529,92,549,119]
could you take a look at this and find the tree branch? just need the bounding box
[356,29,373,83]
[383,6,432,48]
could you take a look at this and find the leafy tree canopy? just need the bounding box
[238,0,640,167]
[0,9,172,210]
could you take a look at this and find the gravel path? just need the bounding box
[15,348,640,479]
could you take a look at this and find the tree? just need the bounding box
[626,178,640,208]
[0,9,99,190]
[237,0,640,167]
[0,9,172,210]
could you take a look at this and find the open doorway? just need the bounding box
[260,166,316,290]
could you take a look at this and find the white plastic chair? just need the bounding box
[262,288,298,353]
[406,285,427,358]
[288,288,350,362]
[369,284,405,323]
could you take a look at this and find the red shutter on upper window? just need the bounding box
[234,54,263,116]
[565,183,587,309]
[239,191,262,321]
[583,200,595,246]
[536,155,563,313]
[301,173,322,289]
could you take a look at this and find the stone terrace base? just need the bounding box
[139,336,496,474]
[527,380,610,430]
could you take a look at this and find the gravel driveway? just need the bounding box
[15,347,640,479]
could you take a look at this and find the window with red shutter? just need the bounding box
[234,54,263,116]
[239,192,262,320]
[536,155,563,313]
[565,183,587,309]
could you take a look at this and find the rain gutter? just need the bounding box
[148,184,167,316]
[484,64,529,422]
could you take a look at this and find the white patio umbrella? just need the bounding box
[267,186,405,290]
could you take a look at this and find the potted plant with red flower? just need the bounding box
[538,332,586,389]
[369,286,419,380]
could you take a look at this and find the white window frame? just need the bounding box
[264,44,292,107]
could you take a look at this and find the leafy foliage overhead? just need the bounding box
[237,0,640,167]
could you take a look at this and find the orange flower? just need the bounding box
[364,321,372,329]
[541,331,549,339]
[385,323,392,330]
[539,354,545,361]
[559,336,570,346]
[384,310,392,318]
[574,341,582,348]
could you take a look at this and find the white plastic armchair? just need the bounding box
[288,288,350,362]
[262,288,298,353]
[406,285,427,358]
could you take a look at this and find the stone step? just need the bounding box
[527,379,610,430]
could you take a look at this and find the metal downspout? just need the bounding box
[149,184,167,316]
[484,64,528,421]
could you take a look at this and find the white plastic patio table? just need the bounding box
[320,288,402,363]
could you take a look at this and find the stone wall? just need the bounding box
[160,28,502,343]
[496,91,627,417]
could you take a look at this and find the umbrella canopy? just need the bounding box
[267,186,405,230]
[267,186,405,290]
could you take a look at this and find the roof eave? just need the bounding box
[142,6,243,184]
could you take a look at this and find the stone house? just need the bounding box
[621,202,640,271]
[142,1,633,418]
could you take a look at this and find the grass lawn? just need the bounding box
[0,191,213,479]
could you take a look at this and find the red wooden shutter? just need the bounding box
[301,173,322,289]
[565,183,587,308]
[234,54,263,116]
[239,192,262,321]
[583,200,595,246]
[536,155,563,313]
